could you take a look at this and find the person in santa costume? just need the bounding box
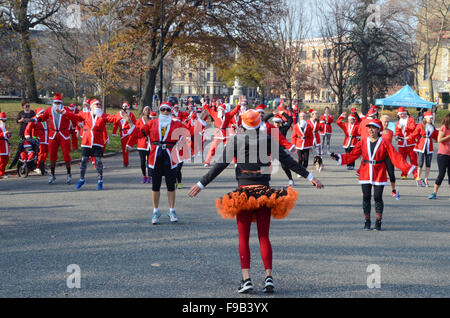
[292,111,314,169]
[138,102,186,224]
[330,119,418,231]
[0,112,12,179]
[336,110,361,170]
[24,107,49,175]
[172,104,187,122]
[68,103,79,151]
[380,115,399,198]
[185,107,208,161]
[112,102,137,168]
[394,106,419,180]
[409,111,438,187]
[203,102,241,167]
[127,106,153,184]
[307,109,324,158]
[291,100,299,125]
[34,93,75,184]
[188,109,324,294]
[319,106,334,155]
[64,99,125,190]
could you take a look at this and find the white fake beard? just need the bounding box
[0,120,4,128]
[52,103,63,111]
[159,114,172,126]
[93,108,103,117]
[299,120,307,128]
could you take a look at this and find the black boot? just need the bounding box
[364,219,371,230]
[374,220,382,231]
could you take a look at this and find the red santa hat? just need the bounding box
[348,113,356,120]
[159,102,172,110]
[23,140,32,148]
[122,102,130,109]
[366,118,383,131]
[397,107,407,115]
[308,108,318,114]
[150,111,157,117]
[90,99,101,107]
[83,99,91,107]
[423,111,433,119]
[53,93,63,103]
[34,107,44,115]
[255,104,267,113]
[0,112,7,120]
[69,103,76,108]
[367,106,378,117]
[272,115,283,123]
[218,104,226,111]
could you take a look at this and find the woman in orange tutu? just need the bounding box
[189,109,324,294]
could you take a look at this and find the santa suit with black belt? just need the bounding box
[24,107,49,173]
[337,113,361,149]
[68,103,80,150]
[394,107,418,177]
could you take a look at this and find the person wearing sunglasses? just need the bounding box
[138,102,188,225]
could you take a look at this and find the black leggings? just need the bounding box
[385,156,396,183]
[361,184,384,218]
[139,150,150,177]
[175,161,184,183]
[281,162,293,180]
[435,154,450,186]
[417,152,433,168]
[151,152,176,192]
[297,149,310,168]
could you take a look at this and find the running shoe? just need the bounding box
[263,276,274,293]
[141,176,147,184]
[401,176,407,180]
[391,189,397,197]
[204,163,210,167]
[75,179,85,190]
[177,183,182,189]
[416,179,423,187]
[395,191,400,200]
[48,175,56,184]
[424,178,429,187]
[288,179,295,187]
[168,210,178,223]
[97,180,103,190]
[147,176,152,184]
[373,220,382,231]
[428,192,437,199]
[364,220,371,231]
[152,210,161,225]
[0,175,8,179]
[238,278,254,294]
[66,174,72,184]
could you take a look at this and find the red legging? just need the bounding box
[236,207,272,270]
[398,146,418,177]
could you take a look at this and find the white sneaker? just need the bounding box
[297,174,301,178]
[1,175,8,179]
[152,210,161,225]
[66,174,72,184]
[288,180,295,187]
[34,168,41,174]
[168,210,178,223]
[48,175,56,184]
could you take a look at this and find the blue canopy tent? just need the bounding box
[375,85,437,131]
[375,85,436,109]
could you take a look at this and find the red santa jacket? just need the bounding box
[319,114,334,134]
[292,121,314,150]
[395,116,417,147]
[0,124,11,155]
[339,137,417,185]
[336,115,360,149]
[37,106,75,140]
[113,111,137,139]
[128,117,152,151]
[139,118,186,169]
[172,110,188,122]
[205,104,241,139]
[68,106,79,133]
[65,111,121,148]
[307,119,323,146]
[24,119,49,145]
[410,124,439,154]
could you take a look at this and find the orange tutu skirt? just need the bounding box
[216,185,299,222]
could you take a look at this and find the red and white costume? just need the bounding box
[24,107,49,170]
[36,94,75,162]
[68,103,79,150]
[127,116,152,151]
[411,123,439,154]
[307,110,323,147]
[338,136,417,186]
[336,113,360,149]
[394,107,418,176]
[112,105,137,167]
[292,117,314,150]
[319,113,334,135]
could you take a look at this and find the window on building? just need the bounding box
[207,73,210,81]
[180,86,184,94]
[300,50,307,59]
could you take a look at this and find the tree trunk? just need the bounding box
[360,56,369,114]
[140,66,159,112]
[19,30,39,102]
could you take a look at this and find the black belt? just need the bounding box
[364,160,384,164]
[421,136,430,138]
[152,141,176,149]
[84,129,104,133]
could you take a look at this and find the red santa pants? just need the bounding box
[205,136,228,165]
[38,144,49,166]
[0,155,9,176]
[236,207,272,270]
[71,130,78,150]
[121,136,130,167]
[49,135,72,162]
[398,146,418,177]
[20,151,35,161]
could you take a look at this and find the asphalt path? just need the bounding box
[0,125,449,298]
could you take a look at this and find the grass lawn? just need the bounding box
[0,101,142,165]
